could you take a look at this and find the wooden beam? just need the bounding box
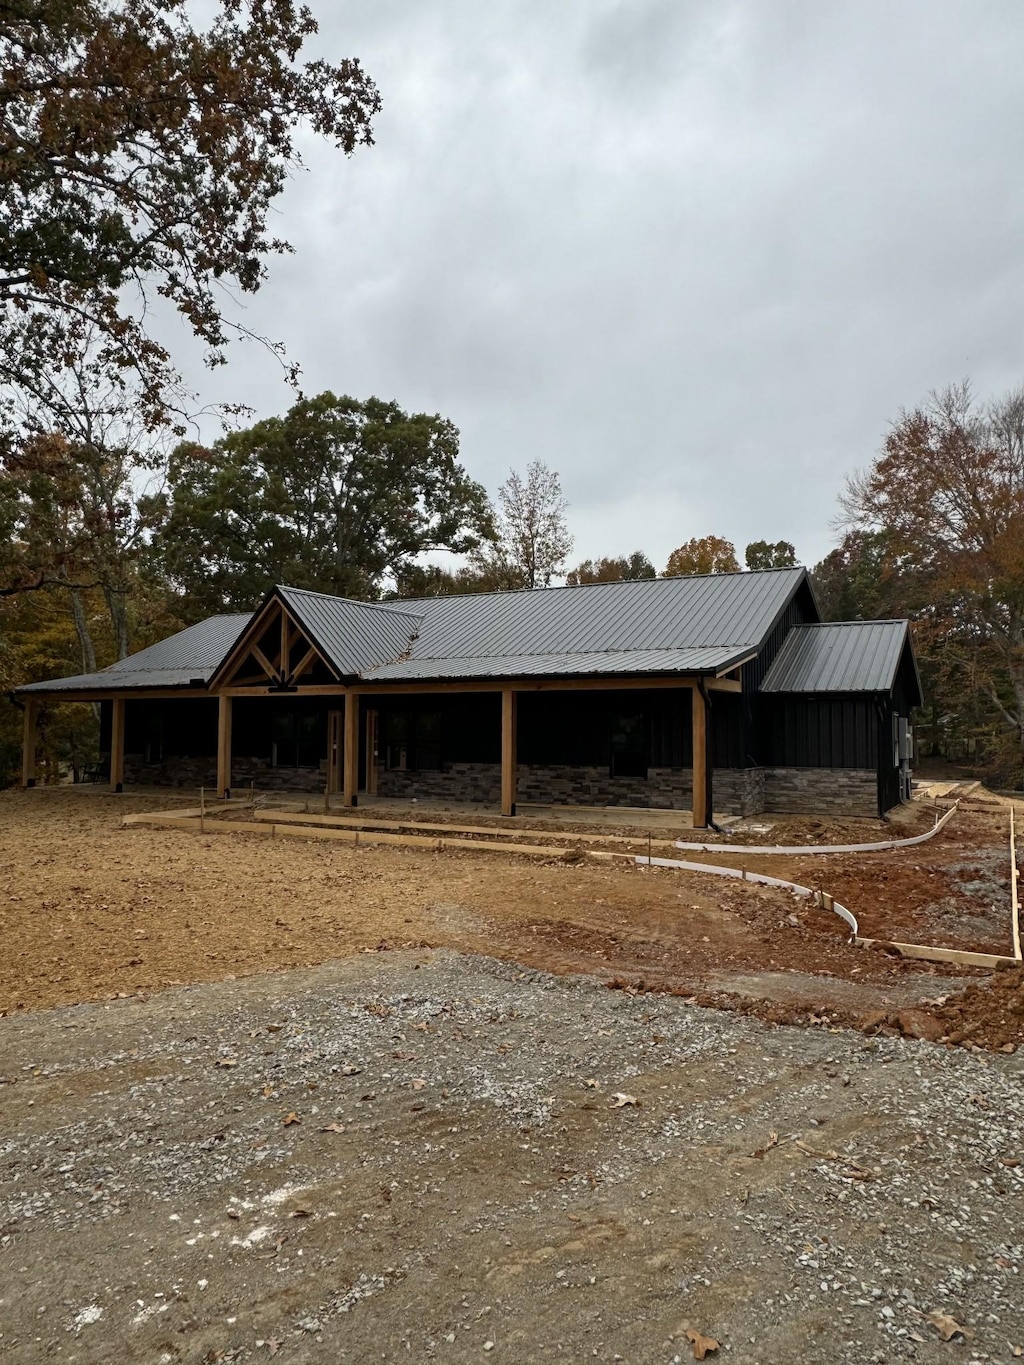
[501,687,517,817]
[279,607,291,675]
[342,693,359,806]
[110,697,125,793]
[288,645,319,684]
[706,677,741,693]
[21,698,38,787]
[691,685,707,829]
[365,708,379,795]
[217,694,232,799]
[347,676,725,697]
[250,644,280,683]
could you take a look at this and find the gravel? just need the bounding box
[1,947,1022,1363]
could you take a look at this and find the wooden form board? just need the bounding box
[125,810,567,858]
[854,936,1019,970]
[250,808,681,848]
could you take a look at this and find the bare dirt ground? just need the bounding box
[0,790,1020,1049]
[1,950,1022,1364]
[1,791,1024,1363]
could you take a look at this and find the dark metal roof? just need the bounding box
[362,646,751,683]
[17,616,251,694]
[276,586,420,677]
[399,568,807,664]
[760,621,913,695]
[15,569,814,695]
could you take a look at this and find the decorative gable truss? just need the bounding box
[211,595,339,691]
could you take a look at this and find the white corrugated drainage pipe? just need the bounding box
[673,801,959,857]
[628,853,859,936]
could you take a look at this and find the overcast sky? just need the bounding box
[185,0,1024,572]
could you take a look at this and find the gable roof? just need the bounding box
[17,567,815,694]
[761,620,921,699]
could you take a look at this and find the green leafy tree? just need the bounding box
[153,392,494,614]
[744,539,797,571]
[566,551,655,585]
[0,0,380,431]
[664,535,739,577]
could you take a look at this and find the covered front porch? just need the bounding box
[19,673,745,829]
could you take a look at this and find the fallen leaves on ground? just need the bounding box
[685,1327,720,1359]
[282,1112,301,1126]
[610,1092,639,1108]
[927,1310,974,1341]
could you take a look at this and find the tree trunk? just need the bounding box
[104,587,130,660]
[69,591,97,674]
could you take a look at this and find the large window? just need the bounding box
[383,710,442,770]
[610,712,648,778]
[271,708,323,768]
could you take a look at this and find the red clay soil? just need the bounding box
[0,789,1020,1056]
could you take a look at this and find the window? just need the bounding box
[610,712,648,778]
[271,709,323,768]
[384,710,442,770]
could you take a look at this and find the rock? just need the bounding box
[895,1010,945,1043]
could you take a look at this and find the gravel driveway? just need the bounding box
[1,948,1022,1364]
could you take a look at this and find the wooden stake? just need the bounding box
[501,688,517,817]
[110,697,125,793]
[21,698,38,788]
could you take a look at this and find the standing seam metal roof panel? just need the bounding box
[276,585,422,676]
[17,615,252,693]
[389,568,807,663]
[760,621,910,694]
[360,646,751,682]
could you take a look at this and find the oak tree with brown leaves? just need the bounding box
[0,0,380,431]
[664,535,739,577]
[842,380,1024,765]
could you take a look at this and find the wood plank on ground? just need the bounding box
[248,808,680,848]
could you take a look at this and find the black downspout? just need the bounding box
[874,696,889,820]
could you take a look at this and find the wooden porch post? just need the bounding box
[342,691,359,806]
[691,683,708,829]
[217,694,233,799]
[501,687,517,817]
[21,698,38,788]
[110,697,125,793]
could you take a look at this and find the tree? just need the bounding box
[153,392,493,614]
[664,536,739,577]
[745,539,797,571]
[841,380,1024,761]
[473,460,573,590]
[0,335,173,661]
[565,552,655,586]
[0,0,380,430]
[810,530,900,622]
